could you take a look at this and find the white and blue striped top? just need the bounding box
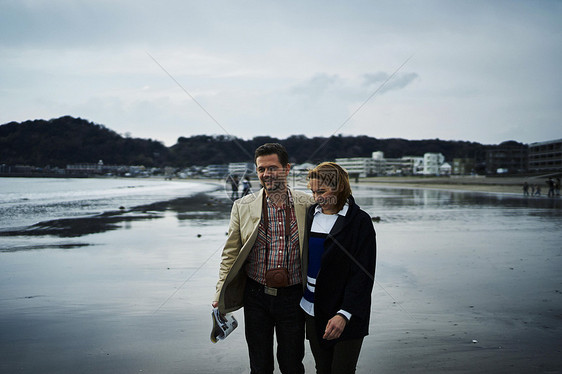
[300,204,351,321]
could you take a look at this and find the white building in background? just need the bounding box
[371,151,387,175]
[228,162,255,176]
[407,156,425,175]
[291,163,315,176]
[383,155,425,175]
[372,151,384,161]
[423,153,445,175]
[205,164,228,178]
[335,157,376,177]
[335,151,448,177]
[439,162,452,176]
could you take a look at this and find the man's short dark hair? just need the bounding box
[254,143,289,166]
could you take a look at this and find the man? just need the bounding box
[212,143,313,374]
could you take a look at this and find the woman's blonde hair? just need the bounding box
[307,162,352,212]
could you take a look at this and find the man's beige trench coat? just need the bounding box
[214,187,313,313]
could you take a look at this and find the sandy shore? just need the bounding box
[353,175,546,195]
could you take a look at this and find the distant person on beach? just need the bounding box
[301,162,376,374]
[534,184,541,196]
[227,175,240,200]
[547,178,555,197]
[213,143,314,373]
[523,182,529,196]
[556,177,561,196]
[242,176,252,197]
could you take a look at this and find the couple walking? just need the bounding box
[212,143,377,374]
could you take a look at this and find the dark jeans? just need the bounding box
[305,314,364,374]
[244,278,305,374]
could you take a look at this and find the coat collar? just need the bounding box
[308,195,358,237]
[313,203,349,217]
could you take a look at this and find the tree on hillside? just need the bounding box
[0,116,170,167]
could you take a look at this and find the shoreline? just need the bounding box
[186,176,540,196]
[352,176,552,195]
[2,174,554,196]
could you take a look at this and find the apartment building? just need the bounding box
[423,153,445,176]
[336,152,446,177]
[485,142,528,174]
[528,139,562,173]
[334,157,377,177]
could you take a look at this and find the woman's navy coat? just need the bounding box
[305,195,377,346]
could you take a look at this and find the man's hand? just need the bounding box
[323,314,347,340]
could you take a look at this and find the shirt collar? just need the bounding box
[314,202,349,216]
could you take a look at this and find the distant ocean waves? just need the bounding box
[0,178,221,230]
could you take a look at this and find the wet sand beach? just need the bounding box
[357,175,544,194]
[1,180,561,373]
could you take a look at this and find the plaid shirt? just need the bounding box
[245,191,302,286]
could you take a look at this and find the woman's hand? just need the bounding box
[323,314,347,340]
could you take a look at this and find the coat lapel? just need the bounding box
[236,188,263,249]
[249,188,263,226]
[292,189,311,258]
[329,196,355,238]
[329,215,347,237]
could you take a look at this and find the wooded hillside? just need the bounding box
[1,116,517,168]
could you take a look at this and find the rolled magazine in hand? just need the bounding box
[210,307,238,343]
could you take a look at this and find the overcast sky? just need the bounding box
[1,0,560,146]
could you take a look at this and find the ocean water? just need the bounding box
[0,177,221,230]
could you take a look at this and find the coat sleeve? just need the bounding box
[213,200,243,302]
[340,212,377,320]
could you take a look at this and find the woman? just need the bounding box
[300,162,376,374]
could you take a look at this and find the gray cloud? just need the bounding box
[291,74,341,98]
[363,72,419,94]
